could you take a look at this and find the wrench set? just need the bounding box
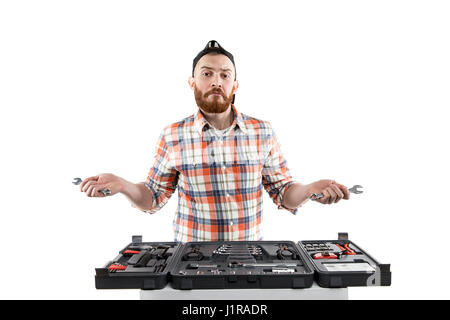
[169,241,313,289]
[95,233,391,290]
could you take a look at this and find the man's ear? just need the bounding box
[188,76,195,91]
[233,79,239,94]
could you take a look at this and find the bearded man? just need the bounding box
[80,40,350,242]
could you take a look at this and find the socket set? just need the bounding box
[95,233,391,289]
[170,241,314,289]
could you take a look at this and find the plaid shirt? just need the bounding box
[140,105,297,242]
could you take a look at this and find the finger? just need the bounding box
[85,183,97,197]
[326,187,337,204]
[82,180,97,193]
[330,184,344,203]
[91,185,101,197]
[334,182,350,200]
[80,177,98,192]
[318,189,330,205]
[91,185,106,197]
[94,184,109,197]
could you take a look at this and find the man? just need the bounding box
[80,40,350,242]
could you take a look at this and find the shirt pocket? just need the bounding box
[236,143,262,166]
[174,147,209,192]
[235,144,263,189]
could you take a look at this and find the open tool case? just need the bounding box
[298,233,391,288]
[95,233,391,290]
[95,236,182,289]
[170,241,315,289]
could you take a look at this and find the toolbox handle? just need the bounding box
[338,232,348,241]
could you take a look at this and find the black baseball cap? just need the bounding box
[192,40,236,79]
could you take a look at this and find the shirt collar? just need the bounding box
[194,104,248,136]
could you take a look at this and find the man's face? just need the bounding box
[189,53,239,113]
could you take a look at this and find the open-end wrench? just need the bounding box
[72,177,112,196]
[228,262,298,268]
[271,268,296,273]
[187,263,219,269]
[348,185,363,194]
[310,184,363,201]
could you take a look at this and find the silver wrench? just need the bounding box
[72,177,112,196]
[310,184,363,201]
[228,262,298,268]
[187,264,220,269]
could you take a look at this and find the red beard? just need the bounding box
[194,84,234,113]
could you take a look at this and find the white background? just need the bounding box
[1,0,449,299]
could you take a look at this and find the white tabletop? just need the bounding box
[140,282,348,300]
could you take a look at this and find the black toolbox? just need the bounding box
[95,233,391,290]
[170,241,315,289]
[298,233,391,288]
[95,236,182,289]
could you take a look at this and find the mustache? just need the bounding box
[205,88,225,97]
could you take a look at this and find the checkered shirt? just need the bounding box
[140,105,297,242]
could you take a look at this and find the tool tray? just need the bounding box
[169,241,315,289]
[298,233,391,288]
[95,233,391,290]
[95,236,182,289]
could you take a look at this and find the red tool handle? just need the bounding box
[313,252,338,259]
[336,243,356,255]
[123,250,141,254]
[108,264,127,271]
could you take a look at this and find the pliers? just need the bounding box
[336,243,356,256]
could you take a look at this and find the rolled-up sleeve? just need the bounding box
[135,132,179,214]
[261,128,298,215]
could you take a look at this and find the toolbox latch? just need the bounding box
[379,264,390,272]
[338,232,348,240]
[142,279,156,289]
[132,235,143,244]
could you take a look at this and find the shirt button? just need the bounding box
[230,221,234,226]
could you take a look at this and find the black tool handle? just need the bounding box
[135,252,153,267]
[127,250,148,265]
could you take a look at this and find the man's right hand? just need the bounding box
[80,173,124,197]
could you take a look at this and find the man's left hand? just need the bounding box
[308,179,350,205]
